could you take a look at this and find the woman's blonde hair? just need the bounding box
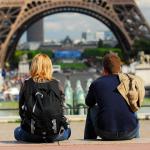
[30,53,53,82]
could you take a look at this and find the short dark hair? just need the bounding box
[102,52,122,74]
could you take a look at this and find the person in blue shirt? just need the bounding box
[84,53,139,140]
[1,68,6,79]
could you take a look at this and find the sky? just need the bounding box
[19,0,150,43]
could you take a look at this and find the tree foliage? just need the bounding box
[83,48,123,59]
[10,49,53,68]
[133,38,150,54]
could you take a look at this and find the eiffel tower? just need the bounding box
[0,0,150,67]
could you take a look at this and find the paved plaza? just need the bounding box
[0,120,150,150]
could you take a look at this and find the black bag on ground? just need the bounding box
[22,78,63,137]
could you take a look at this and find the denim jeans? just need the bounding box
[14,127,71,143]
[84,105,139,140]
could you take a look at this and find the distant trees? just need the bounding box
[9,46,125,69]
[9,49,53,69]
[82,48,123,67]
[97,39,103,48]
[83,48,123,58]
[133,38,150,54]
[97,39,113,48]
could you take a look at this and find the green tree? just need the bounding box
[10,49,53,69]
[97,39,103,48]
[83,48,123,58]
[10,50,28,68]
[133,38,150,54]
[27,49,53,60]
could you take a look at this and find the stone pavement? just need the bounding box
[0,120,150,150]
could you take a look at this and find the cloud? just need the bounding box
[44,13,108,32]
[45,22,62,31]
[45,13,81,21]
[66,26,76,31]
[43,12,110,41]
[138,0,150,7]
[137,1,150,22]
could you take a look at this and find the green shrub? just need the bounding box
[11,49,53,68]
[10,50,28,68]
[133,38,150,54]
[83,48,123,59]
[55,62,87,70]
[0,101,18,109]
[28,49,53,59]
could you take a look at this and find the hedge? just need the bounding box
[83,48,123,59]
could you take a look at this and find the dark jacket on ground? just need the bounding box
[86,75,138,133]
[19,78,68,134]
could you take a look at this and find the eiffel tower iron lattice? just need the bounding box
[0,0,150,68]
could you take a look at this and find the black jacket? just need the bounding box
[19,78,68,133]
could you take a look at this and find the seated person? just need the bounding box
[14,54,71,142]
[84,53,144,140]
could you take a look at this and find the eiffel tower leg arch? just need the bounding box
[0,9,131,68]
[6,8,132,62]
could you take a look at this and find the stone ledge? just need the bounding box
[0,113,150,123]
[0,138,150,146]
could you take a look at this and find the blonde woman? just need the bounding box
[14,54,71,142]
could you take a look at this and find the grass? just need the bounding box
[55,62,87,70]
[0,97,149,109]
[0,101,18,109]
[142,97,150,106]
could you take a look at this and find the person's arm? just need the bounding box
[19,81,26,119]
[58,81,65,110]
[85,83,96,107]
[58,81,70,129]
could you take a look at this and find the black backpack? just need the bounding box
[22,78,63,138]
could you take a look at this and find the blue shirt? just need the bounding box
[86,75,138,132]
